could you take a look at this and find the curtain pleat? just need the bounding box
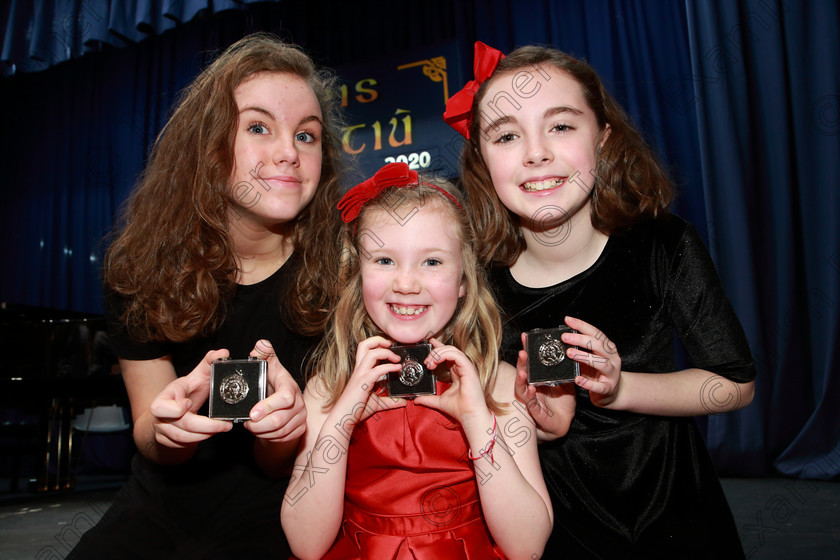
[1,0,269,74]
[686,0,839,479]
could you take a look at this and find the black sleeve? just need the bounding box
[666,223,756,383]
[103,285,170,361]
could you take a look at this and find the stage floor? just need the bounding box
[1,476,838,559]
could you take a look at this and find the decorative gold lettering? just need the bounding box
[372,120,383,151]
[343,123,366,154]
[355,78,379,103]
[398,57,449,104]
[388,109,412,148]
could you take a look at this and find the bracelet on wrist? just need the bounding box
[468,413,497,465]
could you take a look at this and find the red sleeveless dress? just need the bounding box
[320,388,506,559]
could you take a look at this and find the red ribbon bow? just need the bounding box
[337,162,419,223]
[443,41,505,139]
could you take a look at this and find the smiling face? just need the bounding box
[229,71,323,226]
[359,199,466,344]
[478,66,608,230]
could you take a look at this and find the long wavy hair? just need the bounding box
[104,33,345,342]
[460,45,675,267]
[311,179,503,413]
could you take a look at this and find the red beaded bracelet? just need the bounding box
[468,413,497,465]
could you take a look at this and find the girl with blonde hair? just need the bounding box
[282,162,572,560]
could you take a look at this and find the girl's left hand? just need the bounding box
[244,340,306,443]
[414,338,487,422]
[563,316,623,408]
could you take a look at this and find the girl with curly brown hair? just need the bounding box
[68,32,345,559]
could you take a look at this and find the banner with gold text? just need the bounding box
[336,41,466,187]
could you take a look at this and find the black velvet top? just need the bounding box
[490,215,755,559]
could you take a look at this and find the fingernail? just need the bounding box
[250,407,263,421]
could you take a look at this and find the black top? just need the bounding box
[105,253,318,478]
[106,254,315,383]
[75,254,320,558]
[490,215,755,559]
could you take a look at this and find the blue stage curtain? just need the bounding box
[0,0,837,479]
[0,17,210,313]
[471,0,709,235]
[1,0,269,75]
[686,0,840,480]
[469,0,765,472]
[0,0,455,313]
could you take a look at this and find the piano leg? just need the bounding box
[40,397,75,491]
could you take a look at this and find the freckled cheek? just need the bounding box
[230,146,257,182]
[429,278,463,301]
[304,149,322,164]
[302,153,323,184]
[361,272,389,301]
[360,284,379,317]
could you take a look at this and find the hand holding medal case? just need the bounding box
[388,342,436,398]
[525,326,579,386]
[209,357,267,421]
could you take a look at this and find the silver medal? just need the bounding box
[219,370,250,404]
[399,359,425,387]
[538,335,565,366]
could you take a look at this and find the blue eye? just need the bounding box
[424,258,442,266]
[374,257,393,265]
[248,123,269,135]
[296,131,316,143]
[496,132,517,144]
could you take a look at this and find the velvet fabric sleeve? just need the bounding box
[488,215,753,559]
[664,222,755,382]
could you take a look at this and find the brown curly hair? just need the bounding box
[460,45,675,267]
[104,32,345,342]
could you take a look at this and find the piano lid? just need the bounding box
[0,302,110,380]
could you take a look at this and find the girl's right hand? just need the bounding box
[335,336,406,425]
[513,345,577,441]
[148,349,233,448]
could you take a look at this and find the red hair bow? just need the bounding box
[337,162,419,223]
[443,41,505,139]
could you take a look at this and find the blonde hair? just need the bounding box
[311,179,503,412]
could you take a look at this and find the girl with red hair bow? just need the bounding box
[282,163,572,560]
[446,41,756,559]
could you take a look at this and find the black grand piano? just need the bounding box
[0,302,130,493]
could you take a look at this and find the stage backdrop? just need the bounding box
[336,41,467,186]
[0,0,838,481]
